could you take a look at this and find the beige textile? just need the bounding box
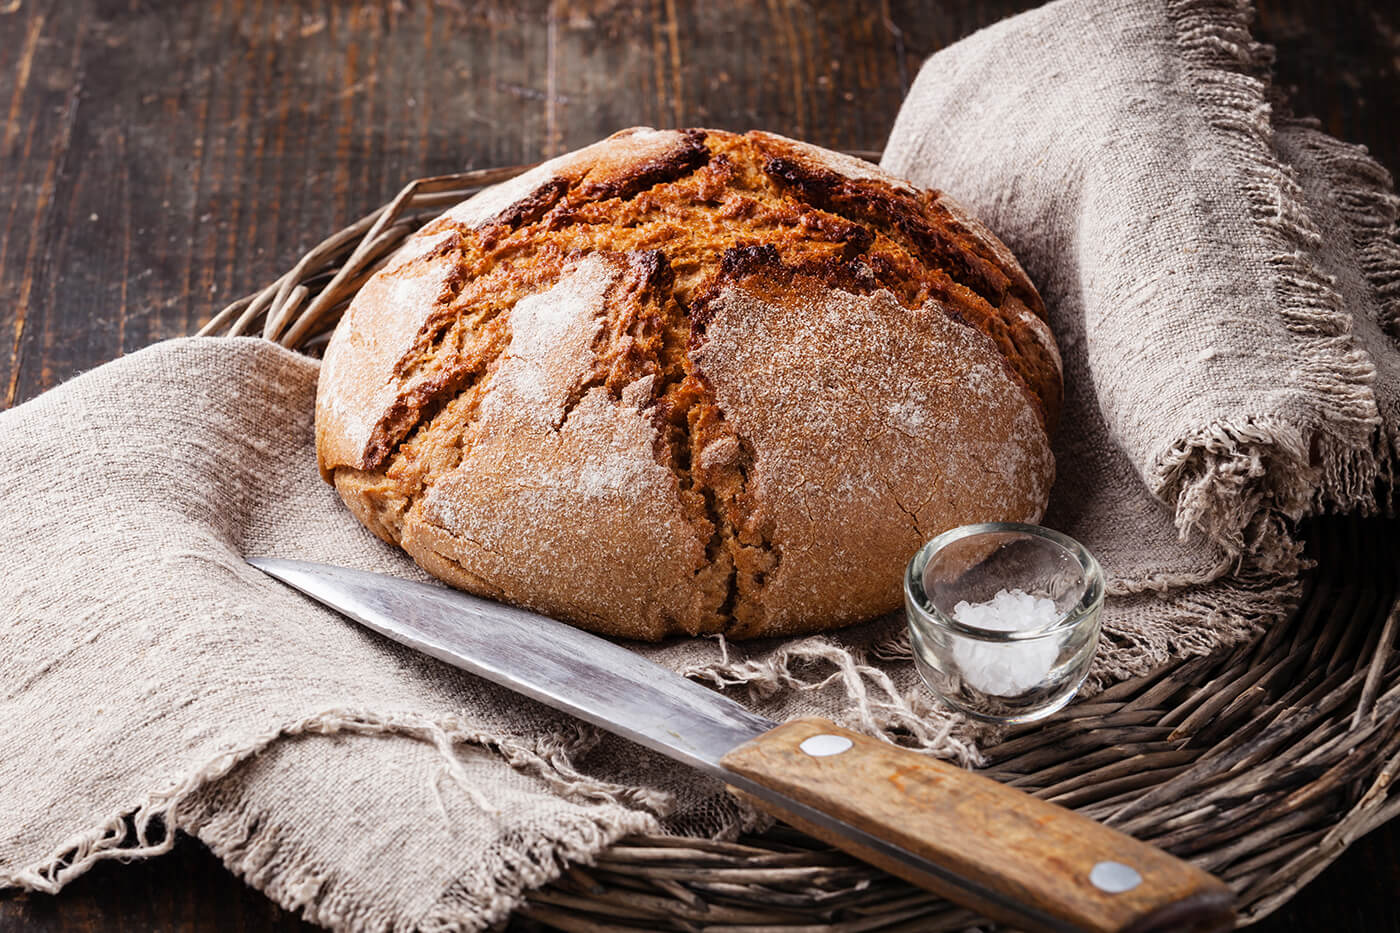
[2,0,1396,929]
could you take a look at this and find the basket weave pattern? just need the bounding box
[203,168,1400,930]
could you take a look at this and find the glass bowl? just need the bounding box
[904,522,1104,724]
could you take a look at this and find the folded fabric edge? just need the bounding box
[1153,0,1394,558]
[1083,570,1301,692]
[1272,105,1400,498]
[0,709,665,933]
[1155,416,1323,569]
[1263,110,1400,349]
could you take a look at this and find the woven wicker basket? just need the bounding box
[202,166,1400,930]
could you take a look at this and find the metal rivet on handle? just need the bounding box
[1089,861,1143,893]
[799,734,853,757]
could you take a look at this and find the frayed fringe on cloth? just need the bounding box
[683,633,984,767]
[0,708,665,930]
[1153,0,1396,560]
[1275,105,1400,496]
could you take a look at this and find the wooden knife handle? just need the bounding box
[720,718,1234,933]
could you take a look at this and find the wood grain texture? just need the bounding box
[722,719,1234,933]
[0,0,1397,930]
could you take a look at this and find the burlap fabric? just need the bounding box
[3,0,1397,929]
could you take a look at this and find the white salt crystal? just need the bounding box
[950,588,1061,697]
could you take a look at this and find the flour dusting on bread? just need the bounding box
[488,255,616,423]
[691,279,1051,636]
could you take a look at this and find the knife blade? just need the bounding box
[248,557,1233,933]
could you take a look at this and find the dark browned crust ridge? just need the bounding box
[327,128,1058,639]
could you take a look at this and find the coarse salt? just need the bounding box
[950,588,1061,697]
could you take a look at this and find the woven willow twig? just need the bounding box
[201,171,1400,931]
[199,165,536,347]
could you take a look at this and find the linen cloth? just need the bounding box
[3,0,1397,928]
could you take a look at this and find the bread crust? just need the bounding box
[316,127,1060,640]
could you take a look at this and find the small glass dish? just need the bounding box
[904,522,1104,724]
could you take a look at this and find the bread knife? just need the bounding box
[248,557,1234,933]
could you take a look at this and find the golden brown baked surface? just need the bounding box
[316,127,1060,640]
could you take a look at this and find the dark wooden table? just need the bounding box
[3,0,1398,929]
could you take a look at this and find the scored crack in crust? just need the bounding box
[316,127,1061,640]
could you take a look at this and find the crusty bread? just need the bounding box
[316,127,1060,640]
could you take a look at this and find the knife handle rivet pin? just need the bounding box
[799,734,854,757]
[1089,860,1143,893]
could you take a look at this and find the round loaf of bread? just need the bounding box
[316,127,1061,640]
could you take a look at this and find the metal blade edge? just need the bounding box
[247,557,777,780]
